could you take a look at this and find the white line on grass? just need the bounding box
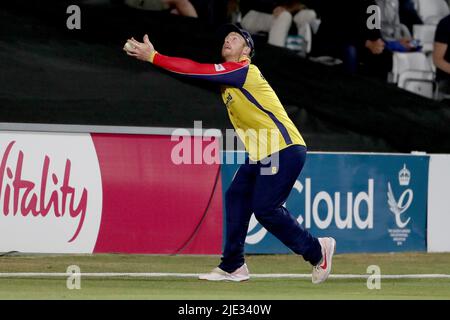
[0,273,450,279]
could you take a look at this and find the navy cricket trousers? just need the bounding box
[219,145,322,273]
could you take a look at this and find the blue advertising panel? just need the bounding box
[221,152,429,254]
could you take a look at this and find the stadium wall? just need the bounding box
[427,155,450,252]
[0,126,448,254]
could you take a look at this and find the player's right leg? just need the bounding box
[251,145,336,284]
[312,237,336,284]
[199,162,255,282]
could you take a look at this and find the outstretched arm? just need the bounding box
[124,35,249,87]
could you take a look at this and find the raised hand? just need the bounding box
[123,34,155,62]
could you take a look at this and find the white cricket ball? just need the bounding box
[124,42,135,51]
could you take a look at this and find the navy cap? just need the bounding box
[218,24,255,57]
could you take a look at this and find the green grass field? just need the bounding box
[0,252,449,300]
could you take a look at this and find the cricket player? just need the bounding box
[124,24,336,284]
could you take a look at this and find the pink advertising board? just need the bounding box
[0,130,223,254]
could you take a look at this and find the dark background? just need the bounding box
[1,0,449,152]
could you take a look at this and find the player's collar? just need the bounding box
[239,55,251,63]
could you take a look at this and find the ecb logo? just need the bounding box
[387,164,413,229]
[387,164,414,246]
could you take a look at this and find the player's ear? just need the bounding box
[243,46,251,57]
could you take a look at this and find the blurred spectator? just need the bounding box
[190,0,229,26]
[376,0,410,41]
[399,0,423,34]
[375,0,421,52]
[124,0,198,17]
[124,0,230,26]
[239,0,317,48]
[312,0,422,78]
[433,14,450,95]
[312,0,391,76]
[227,0,242,24]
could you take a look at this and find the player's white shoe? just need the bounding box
[312,237,336,284]
[198,263,250,282]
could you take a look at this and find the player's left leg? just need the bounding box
[219,162,256,274]
[199,161,256,282]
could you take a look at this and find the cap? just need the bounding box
[218,24,255,58]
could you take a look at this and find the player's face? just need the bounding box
[222,32,247,61]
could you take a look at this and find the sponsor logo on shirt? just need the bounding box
[214,64,226,72]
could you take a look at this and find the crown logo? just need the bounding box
[399,164,411,186]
